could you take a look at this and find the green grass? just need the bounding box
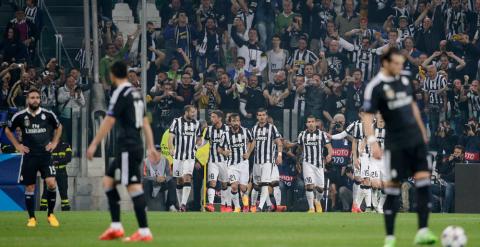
[0,212,479,247]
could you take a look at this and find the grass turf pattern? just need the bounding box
[0,212,478,247]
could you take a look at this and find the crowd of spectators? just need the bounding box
[1,0,480,212]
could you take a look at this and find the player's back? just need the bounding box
[364,71,422,148]
[107,82,144,151]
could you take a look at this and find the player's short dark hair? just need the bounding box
[211,110,224,119]
[304,63,314,69]
[27,87,40,97]
[110,61,128,79]
[229,113,240,122]
[306,115,316,121]
[184,105,196,113]
[257,108,268,115]
[272,34,281,40]
[380,47,401,64]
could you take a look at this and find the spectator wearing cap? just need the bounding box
[0,27,28,63]
[39,71,56,110]
[334,0,360,37]
[6,10,38,62]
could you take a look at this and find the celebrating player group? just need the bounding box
[6,47,437,246]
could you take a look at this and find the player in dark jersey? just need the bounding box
[363,48,437,247]
[5,88,62,228]
[86,61,160,242]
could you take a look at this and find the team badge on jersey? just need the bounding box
[23,116,30,127]
[383,85,395,99]
[41,114,46,120]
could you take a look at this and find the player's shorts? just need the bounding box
[359,154,370,179]
[106,148,143,185]
[227,160,249,185]
[384,142,430,182]
[270,164,280,182]
[369,157,380,180]
[302,162,325,188]
[252,162,274,184]
[20,154,55,185]
[207,162,228,183]
[173,159,195,177]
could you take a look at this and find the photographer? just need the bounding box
[57,75,85,143]
[435,145,465,213]
[458,120,480,163]
[195,77,221,112]
[432,121,458,161]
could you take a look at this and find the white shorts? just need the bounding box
[271,164,279,182]
[359,154,370,179]
[302,162,325,188]
[252,163,274,184]
[369,157,380,180]
[208,162,228,183]
[370,156,387,181]
[173,159,195,177]
[228,160,249,185]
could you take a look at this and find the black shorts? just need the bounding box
[106,148,144,185]
[20,154,55,185]
[384,142,431,182]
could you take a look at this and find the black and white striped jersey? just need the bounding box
[445,8,468,38]
[345,120,364,140]
[251,123,281,165]
[287,49,319,75]
[169,117,202,160]
[375,126,386,149]
[351,46,376,81]
[468,90,480,117]
[297,129,330,167]
[220,127,253,165]
[204,124,229,163]
[422,74,447,105]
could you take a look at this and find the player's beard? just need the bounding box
[232,125,240,132]
[28,102,40,111]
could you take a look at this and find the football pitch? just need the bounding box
[0,212,479,247]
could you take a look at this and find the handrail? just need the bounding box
[38,0,75,69]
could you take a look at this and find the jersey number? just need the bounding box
[49,166,56,175]
[133,101,144,128]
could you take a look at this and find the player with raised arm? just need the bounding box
[363,48,437,247]
[5,88,63,227]
[250,109,283,212]
[168,105,202,212]
[204,110,231,212]
[86,61,160,242]
[297,116,333,213]
[218,113,254,213]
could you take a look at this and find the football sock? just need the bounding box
[384,187,400,236]
[207,187,215,204]
[226,186,232,207]
[306,189,314,210]
[181,182,191,206]
[364,186,372,209]
[415,178,431,229]
[221,187,228,205]
[25,191,35,218]
[258,186,269,210]
[378,189,386,210]
[105,187,121,222]
[231,191,240,209]
[46,187,57,216]
[176,184,183,206]
[273,186,281,206]
[372,188,379,209]
[250,188,259,207]
[130,190,148,228]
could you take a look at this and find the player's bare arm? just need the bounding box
[351,139,359,169]
[143,117,160,163]
[86,116,116,160]
[325,143,333,163]
[411,102,428,144]
[243,141,254,160]
[4,127,29,154]
[168,133,175,156]
[362,112,382,160]
[217,146,231,156]
[46,124,63,152]
[275,138,283,165]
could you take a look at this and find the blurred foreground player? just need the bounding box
[87,61,160,242]
[5,88,62,227]
[363,48,437,247]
